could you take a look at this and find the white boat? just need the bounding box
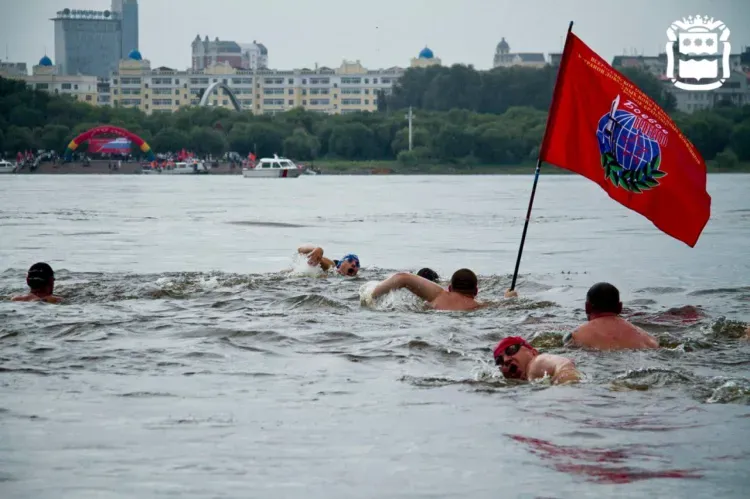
[243,155,303,178]
[0,160,17,174]
[162,159,210,175]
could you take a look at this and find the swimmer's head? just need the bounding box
[27,262,55,292]
[335,254,360,277]
[585,282,622,318]
[416,268,439,283]
[493,336,537,380]
[448,268,477,297]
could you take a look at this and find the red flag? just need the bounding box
[540,32,710,247]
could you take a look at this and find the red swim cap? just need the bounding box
[493,336,537,359]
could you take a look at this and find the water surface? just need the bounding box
[1,175,749,498]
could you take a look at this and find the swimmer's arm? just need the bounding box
[11,294,38,302]
[529,354,581,384]
[297,245,333,270]
[371,273,444,302]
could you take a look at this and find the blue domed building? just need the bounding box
[33,54,58,76]
[411,46,441,68]
[127,49,142,61]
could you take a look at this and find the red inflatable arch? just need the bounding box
[64,125,155,160]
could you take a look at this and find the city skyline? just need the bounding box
[1,0,748,73]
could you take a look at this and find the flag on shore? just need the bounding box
[539,31,711,247]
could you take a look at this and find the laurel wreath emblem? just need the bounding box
[600,152,667,193]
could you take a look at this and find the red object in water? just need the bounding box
[540,31,711,247]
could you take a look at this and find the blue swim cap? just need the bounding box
[336,254,360,268]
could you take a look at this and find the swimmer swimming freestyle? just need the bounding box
[11,262,63,303]
[564,282,658,350]
[297,244,360,276]
[494,336,580,385]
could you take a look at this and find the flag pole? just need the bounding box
[510,21,574,291]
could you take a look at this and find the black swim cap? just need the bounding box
[417,268,439,283]
[27,262,54,289]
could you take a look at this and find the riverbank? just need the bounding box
[7,160,750,175]
[312,160,750,175]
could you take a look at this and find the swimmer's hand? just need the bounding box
[504,289,518,298]
[307,247,324,266]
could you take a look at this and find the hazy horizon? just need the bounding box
[1,0,748,72]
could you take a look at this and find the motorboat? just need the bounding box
[162,159,210,174]
[242,155,302,178]
[0,160,17,174]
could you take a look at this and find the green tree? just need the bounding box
[152,128,189,153]
[328,123,377,159]
[715,148,739,169]
[391,127,429,155]
[432,124,475,161]
[5,126,36,152]
[730,121,750,161]
[189,127,227,156]
[283,128,320,160]
[36,124,71,152]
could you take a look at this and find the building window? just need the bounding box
[365,78,369,84]
[121,77,141,85]
[74,84,78,90]
[175,89,179,95]
[341,88,362,95]
[263,99,284,105]
[342,99,362,105]
[302,78,307,84]
[341,77,362,84]
[145,104,149,109]
[114,89,118,95]
[288,99,293,105]
[113,78,118,84]
[288,89,293,95]
[373,78,378,84]
[303,100,307,105]
[365,99,369,105]
[86,95,92,101]
[153,99,172,106]
[145,94,149,99]
[176,100,179,106]
[175,79,180,85]
[61,83,72,90]
[145,83,149,89]
[309,99,330,105]
[223,79,228,84]
[288,78,293,84]
[302,89,307,95]
[223,100,228,105]
[263,88,285,95]
[381,78,391,84]
[365,89,370,94]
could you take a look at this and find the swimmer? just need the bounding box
[11,262,63,303]
[564,282,658,350]
[494,336,580,384]
[416,267,439,283]
[297,244,360,276]
[370,268,484,311]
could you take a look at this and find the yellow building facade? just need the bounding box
[105,50,404,115]
[0,55,99,105]
[4,51,405,116]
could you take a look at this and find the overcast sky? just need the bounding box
[1,0,748,71]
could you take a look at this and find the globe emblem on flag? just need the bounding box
[595,100,667,193]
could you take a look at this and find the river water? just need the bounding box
[1,174,749,498]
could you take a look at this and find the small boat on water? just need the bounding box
[0,160,17,174]
[242,155,303,178]
[161,159,210,175]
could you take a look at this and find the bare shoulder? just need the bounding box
[11,294,37,302]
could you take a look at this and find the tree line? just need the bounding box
[1,66,749,168]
